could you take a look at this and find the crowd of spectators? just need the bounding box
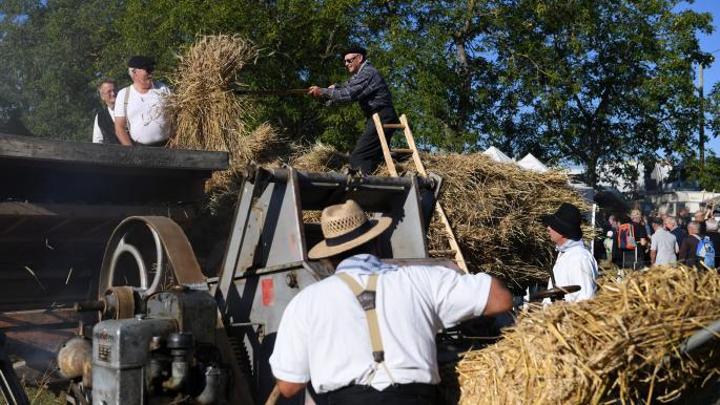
[601,204,719,270]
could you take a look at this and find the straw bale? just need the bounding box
[235,122,289,165]
[165,34,259,162]
[392,153,589,289]
[290,142,348,172]
[456,266,720,404]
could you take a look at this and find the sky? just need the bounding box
[680,0,720,155]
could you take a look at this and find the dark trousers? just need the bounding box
[325,383,437,405]
[350,107,399,174]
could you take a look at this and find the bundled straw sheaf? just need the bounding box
[457,266,720,404]
[166,34,260,160]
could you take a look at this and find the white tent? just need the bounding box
[517,153,549,173]
[482,146,514,163]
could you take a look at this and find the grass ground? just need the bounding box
[22,386,62,404]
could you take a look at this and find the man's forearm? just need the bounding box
[276,380,306,398]
[114,118,133,146]
[650,250,657,265]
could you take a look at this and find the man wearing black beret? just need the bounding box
[308,46,399,174]
[541,203,598,302]
[114,55,172,146]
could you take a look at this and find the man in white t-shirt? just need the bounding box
[92,79,118,144]
[650,217,678,265]
[114,56,171,146]
[269,200,512,404]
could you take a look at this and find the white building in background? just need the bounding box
[652,190,720,216]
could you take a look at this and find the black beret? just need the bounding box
[343,46,367,57]
[127,55,156,71]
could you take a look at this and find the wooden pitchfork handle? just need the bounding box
[265,384,281,405]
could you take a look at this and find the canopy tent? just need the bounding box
[482,146,514,163]
[517,153,549,173]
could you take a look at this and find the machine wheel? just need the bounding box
[98,219,166,299]
[95,216,207,319]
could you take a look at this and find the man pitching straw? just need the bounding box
[308,46,399,174]
[269,199,512,404]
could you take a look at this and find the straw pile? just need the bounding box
[456,265,720,404]
[291,145,588,289]
[165,34,259,159]
[417,153,589,288]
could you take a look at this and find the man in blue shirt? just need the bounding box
[308,46,399,174]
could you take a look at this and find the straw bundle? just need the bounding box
[235,122,288,165]
[290,142,348,172]
[457,266,720,404]
[166,34,259,160]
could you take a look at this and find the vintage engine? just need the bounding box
[61,287,231,405]
[97,288,226,404]
[59,217,239,405]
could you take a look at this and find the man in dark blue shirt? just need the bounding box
[308,46,398,174]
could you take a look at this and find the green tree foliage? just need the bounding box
[471,0,709,187]
[0,0,713,189]
[0,0,124,140]
[672,153,720,191]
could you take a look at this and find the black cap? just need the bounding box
[128,55,156,72]
[541,203,583,240]
[342,45,367,58]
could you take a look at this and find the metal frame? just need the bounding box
[211,165,441,404]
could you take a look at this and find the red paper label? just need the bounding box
[261,278,274,306]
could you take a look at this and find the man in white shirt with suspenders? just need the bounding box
[269,200,512,404]
[114,56,171,146]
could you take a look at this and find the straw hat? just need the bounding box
[308,200,392,259]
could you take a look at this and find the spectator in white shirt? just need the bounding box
[650,217,678,265]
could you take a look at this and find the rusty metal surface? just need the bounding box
[103,287,135,320]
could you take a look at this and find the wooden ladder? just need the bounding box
[372,113,468,273]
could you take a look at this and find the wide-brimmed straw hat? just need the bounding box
[541,202,583,240]
[308,200,392,259]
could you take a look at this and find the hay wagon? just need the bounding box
[0,133,228,382]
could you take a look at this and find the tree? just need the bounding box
[107,0,366,148]
[0,0,125,140]
[0,0,713,184]
[671,152,720,191]
[475,0,711,187]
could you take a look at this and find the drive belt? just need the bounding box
[98,216,206,297]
